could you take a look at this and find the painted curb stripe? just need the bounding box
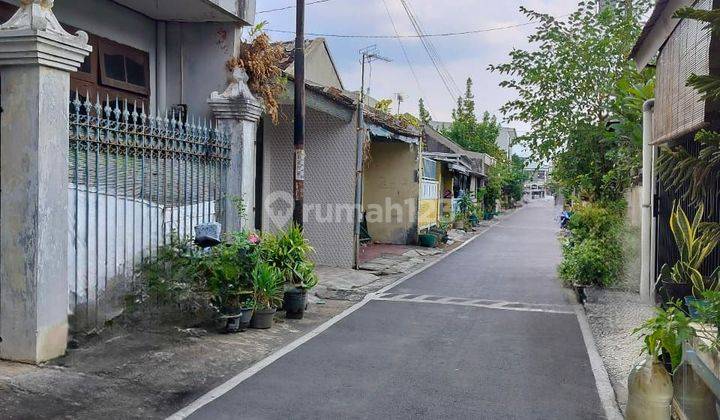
[573,304,624,420]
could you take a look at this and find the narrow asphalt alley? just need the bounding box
[181,199,606,419]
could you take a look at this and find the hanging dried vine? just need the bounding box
[227,23,286,124]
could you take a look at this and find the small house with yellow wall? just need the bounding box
[362,107,422,245]
[420,126,494,225]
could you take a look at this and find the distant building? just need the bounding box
[523,162,552,199]
[496,127,517,159]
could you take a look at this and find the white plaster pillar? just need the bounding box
[0,1,91,363]
[208,68,262,231]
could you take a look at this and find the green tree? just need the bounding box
[486,154,528,206]
[418,98,432,125]
[489,1,651,162]
[375,98,393,114]
[490,1,653,201]
[442,78,502,157]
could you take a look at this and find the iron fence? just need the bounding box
[69,91,230,328]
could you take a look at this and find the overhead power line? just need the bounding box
[398,0,459,100]
[257,0,333,14]
[380,0,424,96]
[265,15,570,39]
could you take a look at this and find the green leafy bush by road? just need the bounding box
[559,237,622,287]
[558,201,625,287]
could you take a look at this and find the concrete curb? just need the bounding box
[573,304,624,420]
[168,220,498,419]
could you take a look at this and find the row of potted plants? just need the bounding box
[136,224,318,333]
[627,203,720,419]
[657,203,720,312]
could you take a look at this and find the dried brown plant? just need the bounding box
[227,25,285,124]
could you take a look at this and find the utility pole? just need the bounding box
[395,92,405,115]
[293,0,306,228]
[353,45,391,268]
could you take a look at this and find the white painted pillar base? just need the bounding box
[208,68,262,232]
[0,2,90,363]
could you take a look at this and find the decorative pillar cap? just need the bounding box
[0,1,91,71]
[209,68,263,123]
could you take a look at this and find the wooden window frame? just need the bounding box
[422,158,438,180]
[98,37,151,97]
[66,27,98,85]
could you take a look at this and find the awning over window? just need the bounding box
[112,0,250,24]
[449,163,470,175]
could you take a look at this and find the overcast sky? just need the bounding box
[255,0,579,134]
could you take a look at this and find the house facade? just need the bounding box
[421,125,493,222]
[631,0,718,303]
[0,0,259,362]
[260,38,422,268]
[523,162,552,199]
[0,0,255,117]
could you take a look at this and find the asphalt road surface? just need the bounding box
[186,199,606,419]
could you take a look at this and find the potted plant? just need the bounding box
[690,290,720,348]
[262,224,317,316]
[685,269,720,318]
[628,303,695,419]
[227,296,255,333]
[657,204,720,305]
[452,214,467,230]
[200,232,258,333]
[418,232,438,248]
[250,262,284,329]
[284,261,319,319]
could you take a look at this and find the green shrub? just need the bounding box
[559,200,626,287]
[199,232,259,311]
[136,236,206,307]
[559,237,622,287]
[566,201,624,245]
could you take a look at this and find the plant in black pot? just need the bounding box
[250,262,284,329]
[657,204,720,306]
[201,232,259,333]
[284,261,319,319]
[261,224,317,317]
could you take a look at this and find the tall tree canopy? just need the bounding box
[489,1,651,162]
[490,1,654,201]
[418,98,432,125]
[442,78,502,158]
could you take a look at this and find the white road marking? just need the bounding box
[373,294,575,315]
